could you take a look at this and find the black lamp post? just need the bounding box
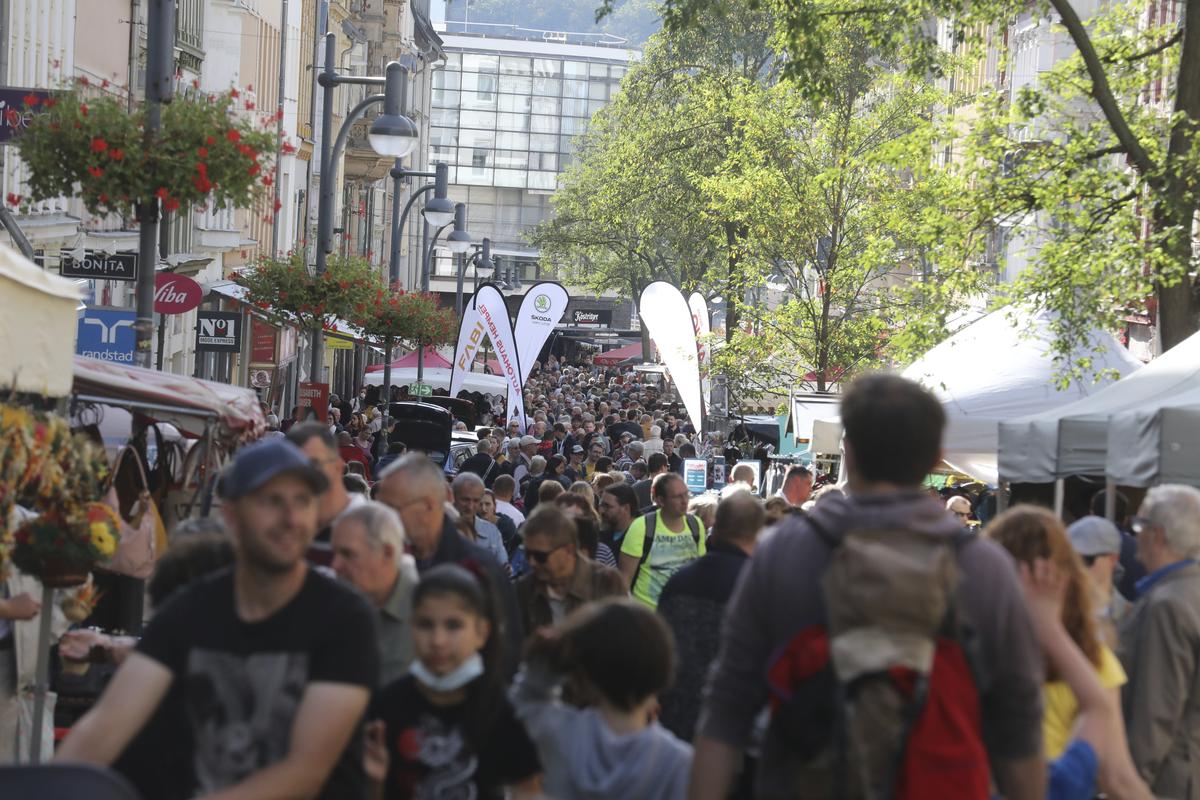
[310,31,418,384]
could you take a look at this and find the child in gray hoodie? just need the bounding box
[510,598,693,800]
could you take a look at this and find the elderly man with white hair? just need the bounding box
[331,501,419,685]
[643,424,665,457]
[1118,483,1200,799]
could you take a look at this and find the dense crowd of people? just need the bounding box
[4,358,1197,800]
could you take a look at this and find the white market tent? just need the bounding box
[900,307,1141,483]
[362,366,508,395]
[0,243,83,397]
[998,328,1200,484]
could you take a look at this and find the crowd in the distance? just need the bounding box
[36,362,1200,800]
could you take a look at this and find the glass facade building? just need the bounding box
[427,33,635,284]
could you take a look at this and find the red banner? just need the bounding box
[298,382,329,422]
[251,318,277,364]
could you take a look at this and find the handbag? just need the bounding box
[101,446,160,579]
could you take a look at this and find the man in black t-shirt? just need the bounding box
[58,439,380,799]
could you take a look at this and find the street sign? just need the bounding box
[196,310,241,352]
[60,251,138,282]
[411,382,433,397]
[154,273,203,314]
[683,458,708,494]
[76,307,136,364]
[298,382,329,422]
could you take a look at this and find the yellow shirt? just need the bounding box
[1042,643,1127,759]
[620,510,706,609]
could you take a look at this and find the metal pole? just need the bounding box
[311,32,336,384]
[388,163,404,288]
[1104,479,1117,521]
[27,583,55,763]
[271,0,290,255]
[1053,477,1065,518]
[381,334,393,445]
[455,250,465,316]
[135,0,175,370]
[418,223,450,383]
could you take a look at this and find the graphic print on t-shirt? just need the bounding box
[186,648,308,791]
[396,714,479,799]
[641,531,700,604]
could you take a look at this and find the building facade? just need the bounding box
[423,25,638,328]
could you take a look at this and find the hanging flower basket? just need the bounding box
[11,83,278,218]
[0,404,112,579]
[350,289,458,351]
[9,504,120,587]
[234,253,378,332]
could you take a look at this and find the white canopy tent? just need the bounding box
[899,308,1140,483]
[0,243,83,397]
[998,328,1200,483]
[362,366,508,395]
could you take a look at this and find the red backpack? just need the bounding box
[765,523,990,800]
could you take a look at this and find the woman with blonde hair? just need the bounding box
[569,480,595,509]
[986,506,1132,763]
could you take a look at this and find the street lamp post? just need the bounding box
[379,161,452,416]
[448,203,474,316]
[310,31,418,385]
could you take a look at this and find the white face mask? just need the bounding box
[410,653,484,693]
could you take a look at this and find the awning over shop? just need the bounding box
[594,341,642,366]
[365,346,452,372]
[73,356,266,443]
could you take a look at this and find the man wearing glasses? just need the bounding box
[515,505,626,633]
[618,473,706,610]
[946,495,973,530]
[1118,484,1200,799]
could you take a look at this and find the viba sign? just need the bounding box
[154,273,203,314]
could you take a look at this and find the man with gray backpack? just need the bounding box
[689,373,1046,800]
[619,472,706,609]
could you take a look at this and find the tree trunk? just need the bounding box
[1153,0,1200,350]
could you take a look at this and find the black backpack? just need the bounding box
[632,510,702,586]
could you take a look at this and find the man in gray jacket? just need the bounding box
[1119,484,1200,799]
[688,374,1046,800]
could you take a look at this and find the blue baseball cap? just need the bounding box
[217,438,329,501]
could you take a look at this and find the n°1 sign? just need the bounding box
[196,310,241,352]
[77,307,136,364]
[60,251,138,282]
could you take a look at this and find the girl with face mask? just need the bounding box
[365,565,542,799]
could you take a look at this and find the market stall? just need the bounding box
[900,307,1140,483]
[998,328,1200,484]
[362,365,508,395]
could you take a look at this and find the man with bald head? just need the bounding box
[375,454,524,674]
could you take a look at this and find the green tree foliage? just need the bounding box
[704,37,983,396]
[532,4,779,321]
[611,0,1200,351]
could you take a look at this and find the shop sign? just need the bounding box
[298,382,329,422]
[0,87,53,143]
[76,307,136,363]
[196,310,241,352]
[571,308,612,327]
[61,251,138,282]
[251,318,277,364]
[154,273,203,314]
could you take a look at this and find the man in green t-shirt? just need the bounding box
[619,472,706,608]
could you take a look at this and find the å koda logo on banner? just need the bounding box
[534,294,551,314]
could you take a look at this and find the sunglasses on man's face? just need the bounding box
[525,544,567,564]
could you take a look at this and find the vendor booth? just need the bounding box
[803,308,1141,484]
[362,365,508,395]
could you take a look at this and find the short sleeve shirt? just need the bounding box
[620,510,706,609]
[138,567,380,798]
[372,675,541,799]
[1042,644,1126,759]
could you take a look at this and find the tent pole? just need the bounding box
[1104,479,1117,521]
[1053,478,1065,519]
[997,481,1009,513]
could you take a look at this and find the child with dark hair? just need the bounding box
[511,598,693,799]
[366,564,542,799]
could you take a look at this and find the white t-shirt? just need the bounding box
[496,499,525,528]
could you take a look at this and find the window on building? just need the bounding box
[531,115,560,134]
[533,58,562,77]
[463,53,499,73]
[500,56,532,75]
[563,60,588,78]
[563,80,587,99]
[498,112,530,131]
